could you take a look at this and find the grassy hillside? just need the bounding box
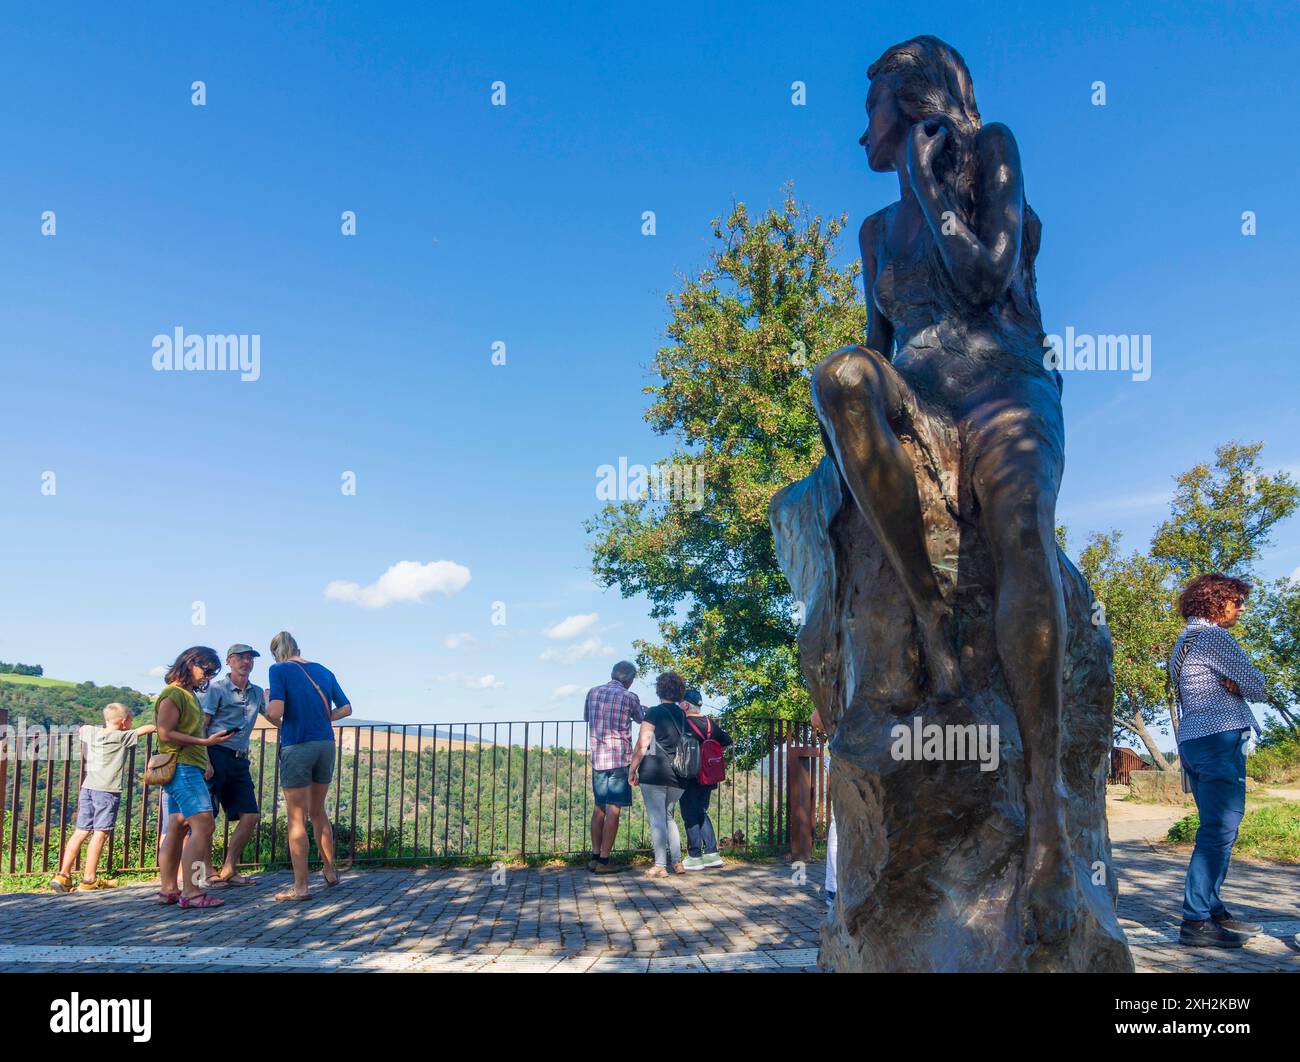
[0,675,152,727]
[0,674,77,689]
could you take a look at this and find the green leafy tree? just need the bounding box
[1153,440,1298,733]
[0,662,43,677]
[1151,440,1298,578]
[586,188,865,761]
[1080,441,1299,764]
[1077,532,1182,768]
[1239,576,1300,732]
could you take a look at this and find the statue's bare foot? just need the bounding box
[919,611,961,700]
[1022,813,1077,945]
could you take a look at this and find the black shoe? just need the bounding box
[1179,920,1248,948]
[1212,911,1262,936]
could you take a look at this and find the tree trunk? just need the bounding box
[1117,713,1172,771]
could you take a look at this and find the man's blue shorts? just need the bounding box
[592,766,632,808]
[163,764,213,821]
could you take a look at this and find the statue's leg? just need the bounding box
[811,346,960,699]
[970,419,1075,941]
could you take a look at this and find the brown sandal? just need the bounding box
[273,890,314,902]
[177,892,225,909]
[214,870,255,886]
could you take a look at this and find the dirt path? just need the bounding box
[1105,798,1188,843]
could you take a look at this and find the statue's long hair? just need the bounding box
[868,36,982,222]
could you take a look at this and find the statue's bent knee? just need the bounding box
[812,346,881,410]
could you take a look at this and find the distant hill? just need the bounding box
[0,674,77,689]
[346,719,499,742]
[0,675,152,728]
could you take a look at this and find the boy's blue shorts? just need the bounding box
[74,787,121,831]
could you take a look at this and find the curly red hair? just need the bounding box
[1177,574,1251,622]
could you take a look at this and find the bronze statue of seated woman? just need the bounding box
[810,36,1079,948]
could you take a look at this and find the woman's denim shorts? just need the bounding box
[164,764,213,820]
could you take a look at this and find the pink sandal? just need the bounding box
[177,892,225,909]
[157,891,181,905]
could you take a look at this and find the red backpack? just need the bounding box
[687,716,726,785]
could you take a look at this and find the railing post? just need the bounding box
[766,718,775,849]
[787,738,818,863]
[0,707,8,868]
[520,724,529,860]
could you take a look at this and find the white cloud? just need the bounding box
[437,672,504,690]
[444,632,476,650]
[549,684,583,702]
[325,560,470,609]
[544,613,599,640]
[147,665,167,678]
[539,636,615,664]
[1290,565,1300,584]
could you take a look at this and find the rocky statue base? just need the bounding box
[770,426,1134,972]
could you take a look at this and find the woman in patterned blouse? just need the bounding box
[1170,574,1266,949]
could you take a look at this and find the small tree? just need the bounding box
[1078,532,1182,768]
[586,188,866,761]
[1151,440,1298,579]
[1240,576,1300,732]
[1081,441,1299,764]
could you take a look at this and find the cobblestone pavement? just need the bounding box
[0,844,1296,972]
[1113,841,1300,973]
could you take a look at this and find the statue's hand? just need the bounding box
[906,120,947,188]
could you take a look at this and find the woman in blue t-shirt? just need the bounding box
[265,631,352,901]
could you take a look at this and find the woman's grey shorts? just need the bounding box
[279,739,336,788]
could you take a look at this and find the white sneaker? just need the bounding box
[681,855,707,871]
[701,852,725,868]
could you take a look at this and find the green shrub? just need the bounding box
[1167,802,1300,862]
[1246,725,1300,785]
[1167,813,1199,844]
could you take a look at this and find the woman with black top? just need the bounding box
[679,689,732,870]
[628,671,691,877]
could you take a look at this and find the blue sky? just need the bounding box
[2,1,1298,728]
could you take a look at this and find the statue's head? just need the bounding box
[861,36,981,175]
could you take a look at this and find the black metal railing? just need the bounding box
[1,712,830,877]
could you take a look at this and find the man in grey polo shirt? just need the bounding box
[197,643,267,886]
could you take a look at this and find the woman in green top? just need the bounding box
[155,646,233,909]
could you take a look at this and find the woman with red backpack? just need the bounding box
[679,689,732,870]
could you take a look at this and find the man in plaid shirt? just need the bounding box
[585,661,643,873]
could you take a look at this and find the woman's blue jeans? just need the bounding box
[1179,727,1248,923]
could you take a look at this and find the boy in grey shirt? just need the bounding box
[50,703,155,892]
